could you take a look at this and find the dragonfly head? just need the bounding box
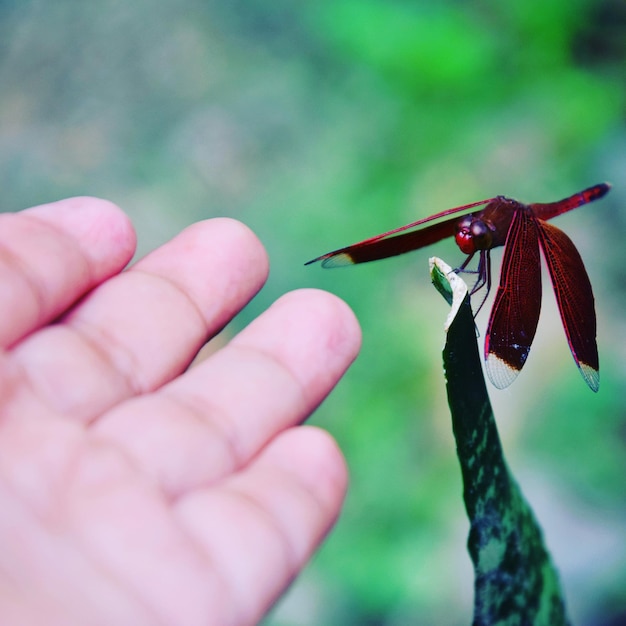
[455,215,494,255]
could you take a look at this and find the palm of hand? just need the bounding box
[0,198,360,625]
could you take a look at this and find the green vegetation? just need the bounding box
[0,1,624,623]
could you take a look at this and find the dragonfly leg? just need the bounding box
[470,251,491,316]
[456,252,476,273]
[452,250,492,317]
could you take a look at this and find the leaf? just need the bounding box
[430,257,571,626]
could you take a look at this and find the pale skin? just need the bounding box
[0,197,361,625]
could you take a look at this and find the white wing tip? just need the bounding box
[578,362,599,392]
[321,253,355,268]
[485,353,520,390]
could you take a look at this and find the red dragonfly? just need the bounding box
[306,183,611,391]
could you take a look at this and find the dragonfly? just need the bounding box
[306,183,611,391]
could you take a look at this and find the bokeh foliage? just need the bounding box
[0,1,624,624]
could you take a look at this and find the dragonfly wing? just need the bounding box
[537,220,599,391]
[484,209,542,389]
[313,216,460,267]
[305,198,498,267]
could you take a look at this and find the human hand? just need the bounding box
[0,197,361,625]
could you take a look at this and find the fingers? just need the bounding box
[93,289,361,496]
[67,426,347,625]
[12,217,269,421]
[0,197,136,348]
[173,425,348,625]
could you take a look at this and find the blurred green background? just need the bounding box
[1,1,625,624]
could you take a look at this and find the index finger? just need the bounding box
[0,197,136,348]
